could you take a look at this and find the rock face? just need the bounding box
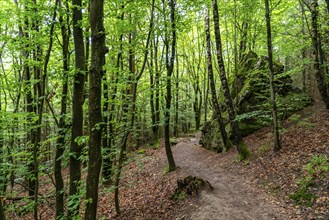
[199,51,311,151]
[199,121,226,152]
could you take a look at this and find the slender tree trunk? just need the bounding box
[149,37,161,142]
[102,7,124,183]
[0,201,5,220]
[205,8,228,148]
[233,0,239,106]
[212,0,247,157]
[68,0,85,217]
[164,0,177,172]
[114,1,155,212]
[55,1,69,217]
[264,0,281,151]
[174,50,179,136]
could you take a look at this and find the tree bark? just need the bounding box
[205,7,228,148]
[84,0,107,217]
[164,0,177,172]
[212,0,246,157]
[68,0,85,217]
[264,0,281,151]
[55,1,69,218]
[0,201,5,220]
[102,7,124,183]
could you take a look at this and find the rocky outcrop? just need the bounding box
[200,51,311,151]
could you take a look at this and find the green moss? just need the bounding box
[258,143,270,155]
[238,142,251,161]
[137,149,146,154]
[170,138,179,145]
[171,191,186,201]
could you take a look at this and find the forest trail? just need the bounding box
[170,133,291,220]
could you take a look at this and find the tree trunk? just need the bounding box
[0,201,5,220]
[84,0,107,217]
[55,1,69,217]
[212,0,247,158]
[102,6,124,183]
[68,0,85,217]
[205,7,228,148]
[164,0,177,172]
[149,37,161,142]
[264,0,281,151]
[174,50,179,136]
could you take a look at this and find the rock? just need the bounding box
[199,120,226,152]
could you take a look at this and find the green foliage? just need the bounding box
[257,143,270,155]
[288,114,315,128]
[151,140,160,149]
[277,92,312,118]
[170,191,186,201]
[170,138,179,145]
[67,180,86,218]
[137,149,146,154]
[290,155,329,207]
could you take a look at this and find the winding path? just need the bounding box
[170,133,291,220]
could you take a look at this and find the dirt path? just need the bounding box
[170,133,291,220]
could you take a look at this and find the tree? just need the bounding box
[212,0,248,159]
[54,0,70,218]
[264,0,281,151]
[84,0,107,217]
[68,0,86,217]
[205,7,228,148]
[163,0,177,172]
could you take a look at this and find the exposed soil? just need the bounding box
[169,134,293,220]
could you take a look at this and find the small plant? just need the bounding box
[290,155,328,207]
[163,165,171,174]
[238,142,251,161]
[137,149,146,154]
[288,114,315,128]
[258,143,270,155]
[171,191,186,201]
[170,138,179,145]
[151,140,160,149]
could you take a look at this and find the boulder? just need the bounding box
[199,120,226,153]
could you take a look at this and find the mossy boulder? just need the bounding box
[200,51,311,151]
[231,51,310,136]
[199,120,227,152]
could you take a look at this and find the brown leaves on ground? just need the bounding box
[230,102,329,219]
[6,103,329,220]
[97,146,188,220]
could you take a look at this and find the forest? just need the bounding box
[0,0,328,219]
